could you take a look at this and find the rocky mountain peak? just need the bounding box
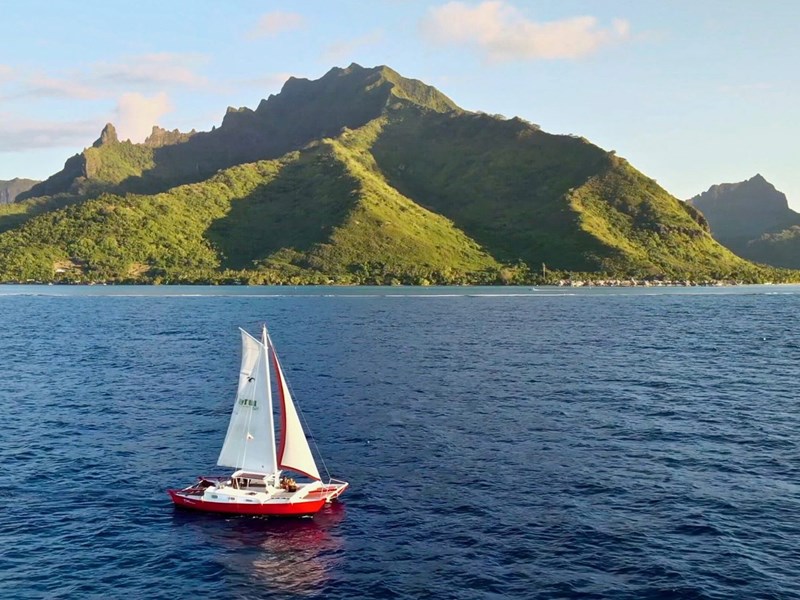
[143,126,195,147]
[92,123,119,148]
[688,175,797,245]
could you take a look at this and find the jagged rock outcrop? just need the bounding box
[144,126,195,147]
[93,123,119,148]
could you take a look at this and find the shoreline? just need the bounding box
[0,279,782,288]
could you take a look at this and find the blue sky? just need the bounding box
[2,1,798,207]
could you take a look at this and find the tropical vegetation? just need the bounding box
[1,64,796,285]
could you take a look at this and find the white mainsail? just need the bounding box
[269,336,321,481]
[235,329,261,396]
[217,329,278,475]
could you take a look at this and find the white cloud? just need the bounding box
[0,53,209,156]
[421,1,631,61]
[0,53,208,103]
[21,74,100,100]
[324,30,384,63]
[93,53,208,88]
[248,11,306,39]
[114,92,173,142]
[0,113,101,152]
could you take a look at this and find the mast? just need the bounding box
[262,324,279,483]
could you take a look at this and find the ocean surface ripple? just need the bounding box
[1,285,798,599]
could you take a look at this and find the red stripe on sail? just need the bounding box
[270,342,321,481]
[270,345,289,469]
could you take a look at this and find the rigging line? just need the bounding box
[269,337,333,482]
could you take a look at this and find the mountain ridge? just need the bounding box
[0,64,788,284]
[19,64,458,202]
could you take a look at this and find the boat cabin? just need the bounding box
[229,470,276,490]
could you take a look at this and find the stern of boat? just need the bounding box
[318,479,349,503]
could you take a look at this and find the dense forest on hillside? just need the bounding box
[1,64,795,285]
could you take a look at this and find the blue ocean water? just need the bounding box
[1,285,799,599]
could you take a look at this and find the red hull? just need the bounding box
[168,489,327,516]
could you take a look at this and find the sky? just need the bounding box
[1,0,798,207]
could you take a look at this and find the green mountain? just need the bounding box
[19,65,457,201]
[0,178,39,204]
[688,175,800,268]
[0,64,782,284]
[744,227,800,269]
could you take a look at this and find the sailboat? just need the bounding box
[168,325,348,516]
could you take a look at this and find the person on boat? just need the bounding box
[280,476,297,492]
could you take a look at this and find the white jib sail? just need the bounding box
[217,329,278,475]
[269,337,321,481]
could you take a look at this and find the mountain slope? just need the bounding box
[567,159,747,276]
[0,131,497,283]
[369,107,751,277]
[744,227,800,268]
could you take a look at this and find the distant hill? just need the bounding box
[0,178,39,204]
[0,64,780,284]
[688,175,800,268]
